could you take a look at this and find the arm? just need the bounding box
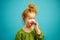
[33,20,44,40]
[35,25,44,40]
[36,32,44,40]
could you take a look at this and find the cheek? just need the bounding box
[25,19,32,24]
[28,20,31,23]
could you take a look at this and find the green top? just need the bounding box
[15,28,44,40]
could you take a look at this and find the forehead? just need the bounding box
[27,12,35,18]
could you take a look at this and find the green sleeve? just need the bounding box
[34,28,44,40]
[15,30,22,40]
[36,32,44,40]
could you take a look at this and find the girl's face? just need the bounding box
[25,12,36,27]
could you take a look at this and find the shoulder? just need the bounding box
[16,29,24,34]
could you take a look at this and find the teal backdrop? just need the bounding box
[0,0,60,40]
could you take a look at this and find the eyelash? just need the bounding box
[29,18,34,19]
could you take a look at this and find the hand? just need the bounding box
[32,20,38,25]
[31,20,41,35]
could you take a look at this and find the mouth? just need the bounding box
[30,22,34,25]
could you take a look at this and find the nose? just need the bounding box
[32,19,35,21]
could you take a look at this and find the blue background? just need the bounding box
[0,0,60,40]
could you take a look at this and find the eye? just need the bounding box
[33,18,35,19]
[29,18,32,19]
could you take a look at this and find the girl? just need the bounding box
[15,3,44,40]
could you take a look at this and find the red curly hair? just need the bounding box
[22,3,37,22]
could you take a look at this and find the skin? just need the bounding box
[23,12,41,35]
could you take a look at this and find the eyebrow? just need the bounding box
[28,17,35,19]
